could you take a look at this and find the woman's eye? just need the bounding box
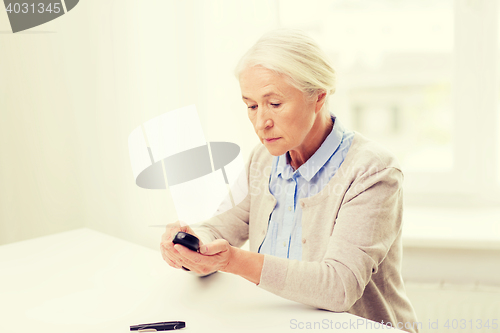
[271,103,281,108]
[248,105,258,110]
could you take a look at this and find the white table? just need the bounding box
[0,229,402,332]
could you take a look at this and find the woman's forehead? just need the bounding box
[239,67,292,98]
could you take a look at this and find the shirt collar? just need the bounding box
[275,112,345,182]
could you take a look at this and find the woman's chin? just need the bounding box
[264,145,286,156]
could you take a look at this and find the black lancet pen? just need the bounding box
[130,321,185,331]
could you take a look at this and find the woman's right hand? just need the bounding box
[160,221,201,270]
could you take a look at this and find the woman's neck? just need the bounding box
[288,111,333,170]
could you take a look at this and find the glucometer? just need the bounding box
[172,232,200,271]
[172,231,200,252]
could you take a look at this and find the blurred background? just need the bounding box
[1,0,500,331]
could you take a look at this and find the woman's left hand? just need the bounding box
[173,239,235,276]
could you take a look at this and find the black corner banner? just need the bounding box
[4,0,79,33]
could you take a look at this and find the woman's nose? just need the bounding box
[255,107,273,130]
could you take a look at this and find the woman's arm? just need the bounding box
[257,166,404,312]
[225,246,264,284]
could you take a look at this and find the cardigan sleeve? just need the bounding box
[257,166,404,312]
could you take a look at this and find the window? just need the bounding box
[278,0,500,207]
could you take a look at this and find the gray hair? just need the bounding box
[235,28,336,116]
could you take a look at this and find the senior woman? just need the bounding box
[160,29,419,333]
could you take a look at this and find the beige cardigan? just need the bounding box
[194,132,419,333]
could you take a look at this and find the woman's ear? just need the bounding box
[315,91,327,113]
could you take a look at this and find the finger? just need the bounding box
[171,252,197,272]
[174,244,204,265]
[161,227,181,244]
[160,238,174,249]
[173,245,220,275]
[160,241,187,265]
[161,249,181,269]
[179,225,196,237]
[165,256,181,269]
[168,252,187,269]
[200,239,229,255]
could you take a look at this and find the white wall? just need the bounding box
[2,0,500,293]
[0,0,277,248]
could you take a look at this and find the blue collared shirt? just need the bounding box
[258,113,354,260]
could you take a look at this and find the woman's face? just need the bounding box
[239,66,323,157]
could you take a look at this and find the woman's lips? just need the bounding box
[265,137,280,143]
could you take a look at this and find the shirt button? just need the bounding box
[288,206,292,211]
[300,202,305,208]
[283,241,287,247]
[302,238,306,244]
[262,230,265,235]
